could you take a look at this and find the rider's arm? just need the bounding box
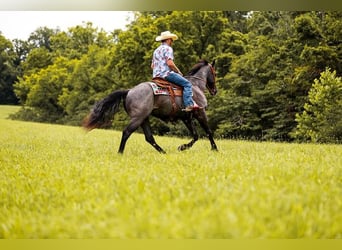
[167,59,183,76]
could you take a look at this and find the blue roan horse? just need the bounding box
[83,59,218,154]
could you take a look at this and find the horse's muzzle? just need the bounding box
[209,88,217,96]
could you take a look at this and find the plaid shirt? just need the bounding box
[152,43,174,78]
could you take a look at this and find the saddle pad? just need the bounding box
[149,82,182,96]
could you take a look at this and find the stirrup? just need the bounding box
[182,104,202,112]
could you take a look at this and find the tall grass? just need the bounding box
[0,106,341,238]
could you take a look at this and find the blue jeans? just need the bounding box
[165,72,193,107]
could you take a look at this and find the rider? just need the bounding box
[151,31,200,112]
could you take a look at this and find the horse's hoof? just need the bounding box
[178,145,187,151]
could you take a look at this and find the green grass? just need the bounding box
[0,105,21,119]
[0,105,341,238]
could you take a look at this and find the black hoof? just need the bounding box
[178,145,188,151]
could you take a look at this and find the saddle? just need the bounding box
[151,77,183,112]
[151,77,183,95]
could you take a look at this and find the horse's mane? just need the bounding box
[187,59,209,76]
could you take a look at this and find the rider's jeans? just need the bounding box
[165,72,194,107]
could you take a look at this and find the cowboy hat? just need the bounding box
[155,31,178,41]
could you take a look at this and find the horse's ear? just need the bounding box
[211,59,216,67]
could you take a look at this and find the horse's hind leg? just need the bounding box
[141,118,166,154]
[118,117,143,154]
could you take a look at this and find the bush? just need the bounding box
[294,68,342,143]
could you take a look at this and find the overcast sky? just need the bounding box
[0,11,134,40]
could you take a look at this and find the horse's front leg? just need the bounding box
[178,117,198,151]
[195,111,218,151]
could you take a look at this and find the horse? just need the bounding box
[83,59,218,154]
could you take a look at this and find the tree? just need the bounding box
[58,45,119,125]
[211,11,341,141]
[111,14,157,84]
[21,47,53,76]
[27,26,58,51]
[294,68,342,143]
[0,34,18,104]
[13,57,77,123]
[50,22,112,60]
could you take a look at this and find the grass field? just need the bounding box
[0,105,341,238]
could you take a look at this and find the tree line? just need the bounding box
[1,11,341,143]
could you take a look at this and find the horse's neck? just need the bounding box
[190,67,207,91]
[196,69,206,80]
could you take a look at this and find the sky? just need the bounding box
[0,11,134,40]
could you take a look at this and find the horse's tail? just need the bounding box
[83,89,129,131]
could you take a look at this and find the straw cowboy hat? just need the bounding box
[155,31,178,41]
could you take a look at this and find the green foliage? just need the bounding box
[112,16,157,84]
[300,45,339,73]
[21,47,53,75]
[0,34,18,104]
[58,45,119,125]
[294,13,322,42]
[13,22,116,124]
[50,22,112,59]
[1,109,341,238]
[13,57,77,123]
[294,68,342,143]
[213,11,341,142]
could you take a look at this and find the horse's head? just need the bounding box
[187,59,217,96]
[206,60,217,96]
